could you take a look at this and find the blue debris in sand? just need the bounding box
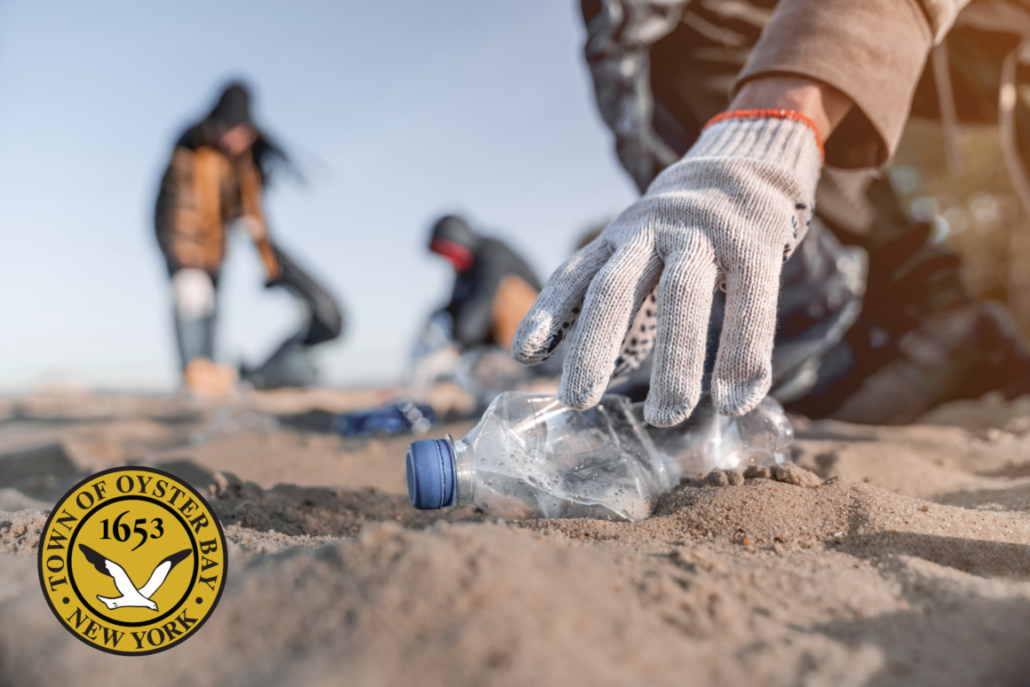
[334,401,437,438]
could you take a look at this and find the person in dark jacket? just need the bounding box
[428,215,542,351]
[154,81,343,396]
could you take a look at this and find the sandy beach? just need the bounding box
[2,386,1030,686]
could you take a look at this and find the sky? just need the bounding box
[0,1,638,392]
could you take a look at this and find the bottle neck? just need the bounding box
[450,435,476,507]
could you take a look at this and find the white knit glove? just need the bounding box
[512,112,822,426]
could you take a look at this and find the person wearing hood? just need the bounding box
[428,215,542,351]
[154,82,343,396]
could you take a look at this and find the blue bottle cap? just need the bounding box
[406,438,456,510]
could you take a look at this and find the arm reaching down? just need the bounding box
[236,152,281,284]
[513,84,838,426]
[531,0,974,425]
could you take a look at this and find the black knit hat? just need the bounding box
[429,215,479,250]
[208,82,253,127]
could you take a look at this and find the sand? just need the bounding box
[2,386,1030,686]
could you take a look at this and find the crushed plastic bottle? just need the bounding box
[406,391,793,521]
[641,395,793,478]
[407,393,667,520]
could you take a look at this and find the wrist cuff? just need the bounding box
[700,108,819,160]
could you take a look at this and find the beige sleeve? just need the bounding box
[491,275,540,352]
[733,0,971,168]
[923,0,974,41]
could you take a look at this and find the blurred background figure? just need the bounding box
[336,214,549,438]
[395,215,555,422]
[154,82,343,397]
[428,214,541,352]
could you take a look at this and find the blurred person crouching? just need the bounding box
[154,82,343,397]
[408,215,555,411]
[429,215,542,352]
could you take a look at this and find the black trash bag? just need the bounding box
[273,244,344,346]
[241,244,344,389]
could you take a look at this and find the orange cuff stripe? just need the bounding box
[704,109,824,158]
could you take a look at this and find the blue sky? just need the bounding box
[0,1,638,391]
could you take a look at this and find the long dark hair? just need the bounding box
[201,81,299,185]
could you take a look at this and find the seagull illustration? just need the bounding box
[78,544,191,611]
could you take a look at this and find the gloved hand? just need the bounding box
[171,268,216,322]
[512,111,822,426]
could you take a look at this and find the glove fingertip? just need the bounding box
[511,321,564,365]
[558,374,605,411]
[711,375,771,416]
[643,397,695,428]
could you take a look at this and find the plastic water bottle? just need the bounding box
[406,392,793,521]
[406,393,668,520]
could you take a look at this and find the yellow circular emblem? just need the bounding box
[37,466,227,655]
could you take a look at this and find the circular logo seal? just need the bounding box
[37,466,227,655]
